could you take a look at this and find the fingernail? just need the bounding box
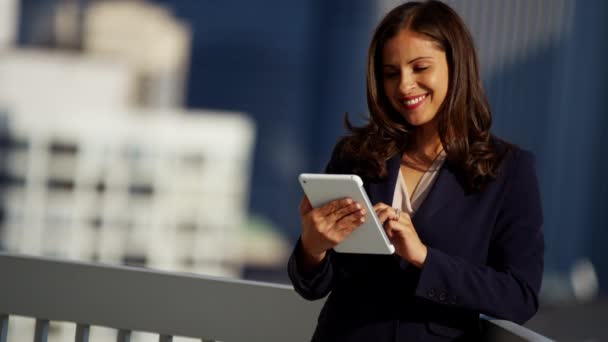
[356,203,361,209]
[347,198,353,204]
[360,217,365,222]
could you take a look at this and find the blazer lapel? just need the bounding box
[412,161,466,227]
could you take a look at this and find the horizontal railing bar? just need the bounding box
[481,317,554,342]
[75,323,90,342]
[0,253,551,341]
[34,318,49,342]
[0,314,8,342]
[0,253,321,341]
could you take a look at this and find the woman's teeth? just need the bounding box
[405,94,426,105]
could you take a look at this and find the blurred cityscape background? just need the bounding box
[0,0,606,341]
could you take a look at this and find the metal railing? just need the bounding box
[0,253,552,341]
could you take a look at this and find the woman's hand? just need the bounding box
[374,202,428,268]
[298,196,367,270]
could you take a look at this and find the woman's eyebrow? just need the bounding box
[383,56,434,67]
[408,56,434,63]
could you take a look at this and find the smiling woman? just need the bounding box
[288,1,544,341]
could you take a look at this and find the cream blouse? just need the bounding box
[392,151,447,215]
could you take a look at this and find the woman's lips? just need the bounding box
[402,94,427,110]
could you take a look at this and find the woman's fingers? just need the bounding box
[333,209,366,232]
[376,206,395,224]
[317,198,353,217]
[326,201,365,225]
[384,217,403,231]
[373,202,389,224]
[385,228,393,239]
[373,202,390,212]
[313,197,366,228]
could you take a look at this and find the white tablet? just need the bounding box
[298,173,395,255]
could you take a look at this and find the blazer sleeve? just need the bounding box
[413,149,544,324]
[287,238,335,300]
[287,141,347,300]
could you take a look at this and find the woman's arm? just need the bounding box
[287,238,335,300]
[413,149,544,324]
[288,140,365,300]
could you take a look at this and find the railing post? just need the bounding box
[117,329,131,342]
[75,323,90,342]
[34,319,49,342]
[0,314,8,342]
[159,335,173,342]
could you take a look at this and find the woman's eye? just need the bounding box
[414,66,429,72]
[383,71,399,79]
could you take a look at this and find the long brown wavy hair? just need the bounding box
[338,0,509,192]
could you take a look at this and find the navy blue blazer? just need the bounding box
[288,140,544,341]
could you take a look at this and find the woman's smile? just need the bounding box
[402,93,428,111]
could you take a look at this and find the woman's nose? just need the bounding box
[399,73,415,94]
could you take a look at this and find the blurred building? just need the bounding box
[84,0,191,108]
[0,106,255,276]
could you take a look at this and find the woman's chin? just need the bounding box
[402,113,436,128]
[403,117,426,127]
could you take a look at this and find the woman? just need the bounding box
[288,1,544,341]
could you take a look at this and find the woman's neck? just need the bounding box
[407,122,443,159]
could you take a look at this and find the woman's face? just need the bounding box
[381,29,449,128]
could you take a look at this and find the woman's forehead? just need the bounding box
[382,30,444,63]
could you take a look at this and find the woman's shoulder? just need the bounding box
[490,135,537,180]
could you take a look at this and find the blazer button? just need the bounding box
[427,289,436,298]
[439,291,447,302]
